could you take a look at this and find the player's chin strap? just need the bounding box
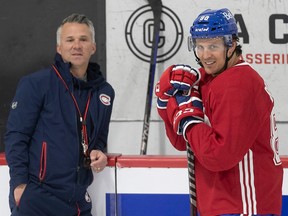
[194,50,202,68]
[213,48,236,76]
[224,47,236,69]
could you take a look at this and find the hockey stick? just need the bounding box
[140,0,162,155]
[186,142,198,216]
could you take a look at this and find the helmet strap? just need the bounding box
[193,50,203,67]
[214,47,236,76]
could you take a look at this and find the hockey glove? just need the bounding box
[155,64,201,109]
[167,88,204,139]
[155,64,201,122]
[170,64,201,91]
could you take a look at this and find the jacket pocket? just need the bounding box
[14,183,29,207]
[38,142,47,181]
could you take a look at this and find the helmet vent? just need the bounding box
[190,8,238,39]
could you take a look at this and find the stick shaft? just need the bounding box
[186,142,197,216]
[140,0,162,155]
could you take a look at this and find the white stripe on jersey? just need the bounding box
[239,150,257,215]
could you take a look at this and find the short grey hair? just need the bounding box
[56,13,95,45]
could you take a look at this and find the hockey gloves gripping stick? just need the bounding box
[155,64,202,216]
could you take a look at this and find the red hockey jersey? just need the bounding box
[163,61,283,215]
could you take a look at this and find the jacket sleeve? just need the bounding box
[5,76,43,190]
[186,77,272,172]
[93,85,115,153]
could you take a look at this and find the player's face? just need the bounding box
[194,38,227,76]
[57,23,96,69]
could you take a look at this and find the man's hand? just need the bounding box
[90,150,108,173]
[14,184,27,206]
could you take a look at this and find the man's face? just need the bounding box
[194,38,227,76]
[57,22,96,68]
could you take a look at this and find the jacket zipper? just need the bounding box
[39,142,47,181]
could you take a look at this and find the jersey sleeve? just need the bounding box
[163,120,187,151]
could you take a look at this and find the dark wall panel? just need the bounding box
[0,0,106,151]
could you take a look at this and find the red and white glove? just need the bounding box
[170,64,201,91]
[155,64,201,122]
[167,87,204,140]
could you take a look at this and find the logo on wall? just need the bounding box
[125,5,183,63]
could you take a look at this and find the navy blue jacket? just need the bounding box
[5,53,115,202]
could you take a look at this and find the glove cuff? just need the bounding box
[157,97,168,109]
[182,118,202,141]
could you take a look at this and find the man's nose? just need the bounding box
[72,40,82,48]
[202,47,212,58]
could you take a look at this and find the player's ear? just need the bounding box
[56,44,62,54]
[228,41,237,57]
[91,42,96,55]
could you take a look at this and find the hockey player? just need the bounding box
[155,8,283,216]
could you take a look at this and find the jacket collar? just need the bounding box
[53,53,106,90]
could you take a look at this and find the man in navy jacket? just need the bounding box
[5,13,115,216]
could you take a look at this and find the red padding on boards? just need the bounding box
[1,152,288,168]
[116,155,188,168]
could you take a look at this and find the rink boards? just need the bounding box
[1,154,287,215]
